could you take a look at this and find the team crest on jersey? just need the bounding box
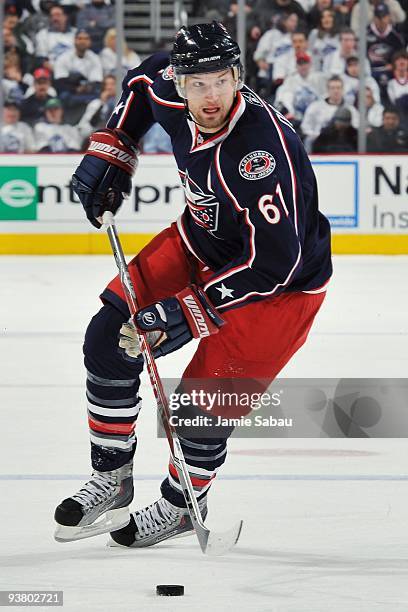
[162,65,175,80]
[181,171,219,232]
[241,91,262,106]
[239,151,276,180]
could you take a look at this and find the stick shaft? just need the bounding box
[103,212,210,552]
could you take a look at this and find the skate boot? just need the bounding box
[54,462,133,542]
[109,496,208,548]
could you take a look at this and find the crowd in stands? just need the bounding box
[1,0,407,153]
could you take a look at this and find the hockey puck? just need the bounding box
[156,585,184,597]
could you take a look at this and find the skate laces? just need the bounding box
[134,498,181,537]
[72,471,117,510]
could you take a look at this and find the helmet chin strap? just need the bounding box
[184,100,199,125]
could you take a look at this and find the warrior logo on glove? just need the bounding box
[71,128,139,228]
[119,284,225,360]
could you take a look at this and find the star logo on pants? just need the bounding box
[215,283,234,300]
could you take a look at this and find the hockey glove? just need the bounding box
[119,284,225,359]
[72,128,139,229]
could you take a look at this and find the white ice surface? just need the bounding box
[1,255,408,611]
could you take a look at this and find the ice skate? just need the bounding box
[54,462,133,542]
[109,496,207,548]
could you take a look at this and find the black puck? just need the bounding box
[156,585,184,597]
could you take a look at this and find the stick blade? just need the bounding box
[204,520,243,556]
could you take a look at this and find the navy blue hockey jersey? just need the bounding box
[107,52,332,312]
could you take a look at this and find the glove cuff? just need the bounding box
[176,284,225,339]
[87,128,139,176]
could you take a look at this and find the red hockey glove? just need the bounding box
[72,128,139,228]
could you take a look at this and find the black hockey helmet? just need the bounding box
[170,22,243,98]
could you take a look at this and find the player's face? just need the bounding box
[185,69,236,133]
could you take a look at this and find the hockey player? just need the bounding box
[54,22,332,547]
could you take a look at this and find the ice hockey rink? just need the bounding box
[1,254,408,612]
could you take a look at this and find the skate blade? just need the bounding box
[54,507,130,542]
[204,520,243,556]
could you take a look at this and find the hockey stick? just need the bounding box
[103,211,242,556]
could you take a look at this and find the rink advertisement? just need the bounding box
[0,153,407,254]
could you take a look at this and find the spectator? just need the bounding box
[254,0,307,31]
[274,52,326,124]
[56,1,80,27]
[362,86,385,129]
[366,3,405,92]
[387,50,408,123]
[323,27,371,75]
[351,0,406,32]
[253,13,298,92]
[54,29,103,124]
[367,106,408,152]
[0,100,35,153]
[244,25,263,91]
[301,75,359,150]
[23,66,57,98]
[35,5,76,68]
[331,0,352,28]
[223,1,262,40]
[353,86,385,130]
[142,123,173,153]
[308,9,339,71]
[5,0,35,18]
[3,21,32,76]
[192,0,231,20]
[34,98,81,152]
[297,0,315,12]
[312,107,358,152]
[3,12,34,69]
[78,74,117,141]
[99,28,141,77]
[20,0,54,41]
[76,0,115,53]
[307,0,334,30]
[20,68,54,126]
[342,56,380,105]
[273,30,309,81]
[2,51,30,104]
